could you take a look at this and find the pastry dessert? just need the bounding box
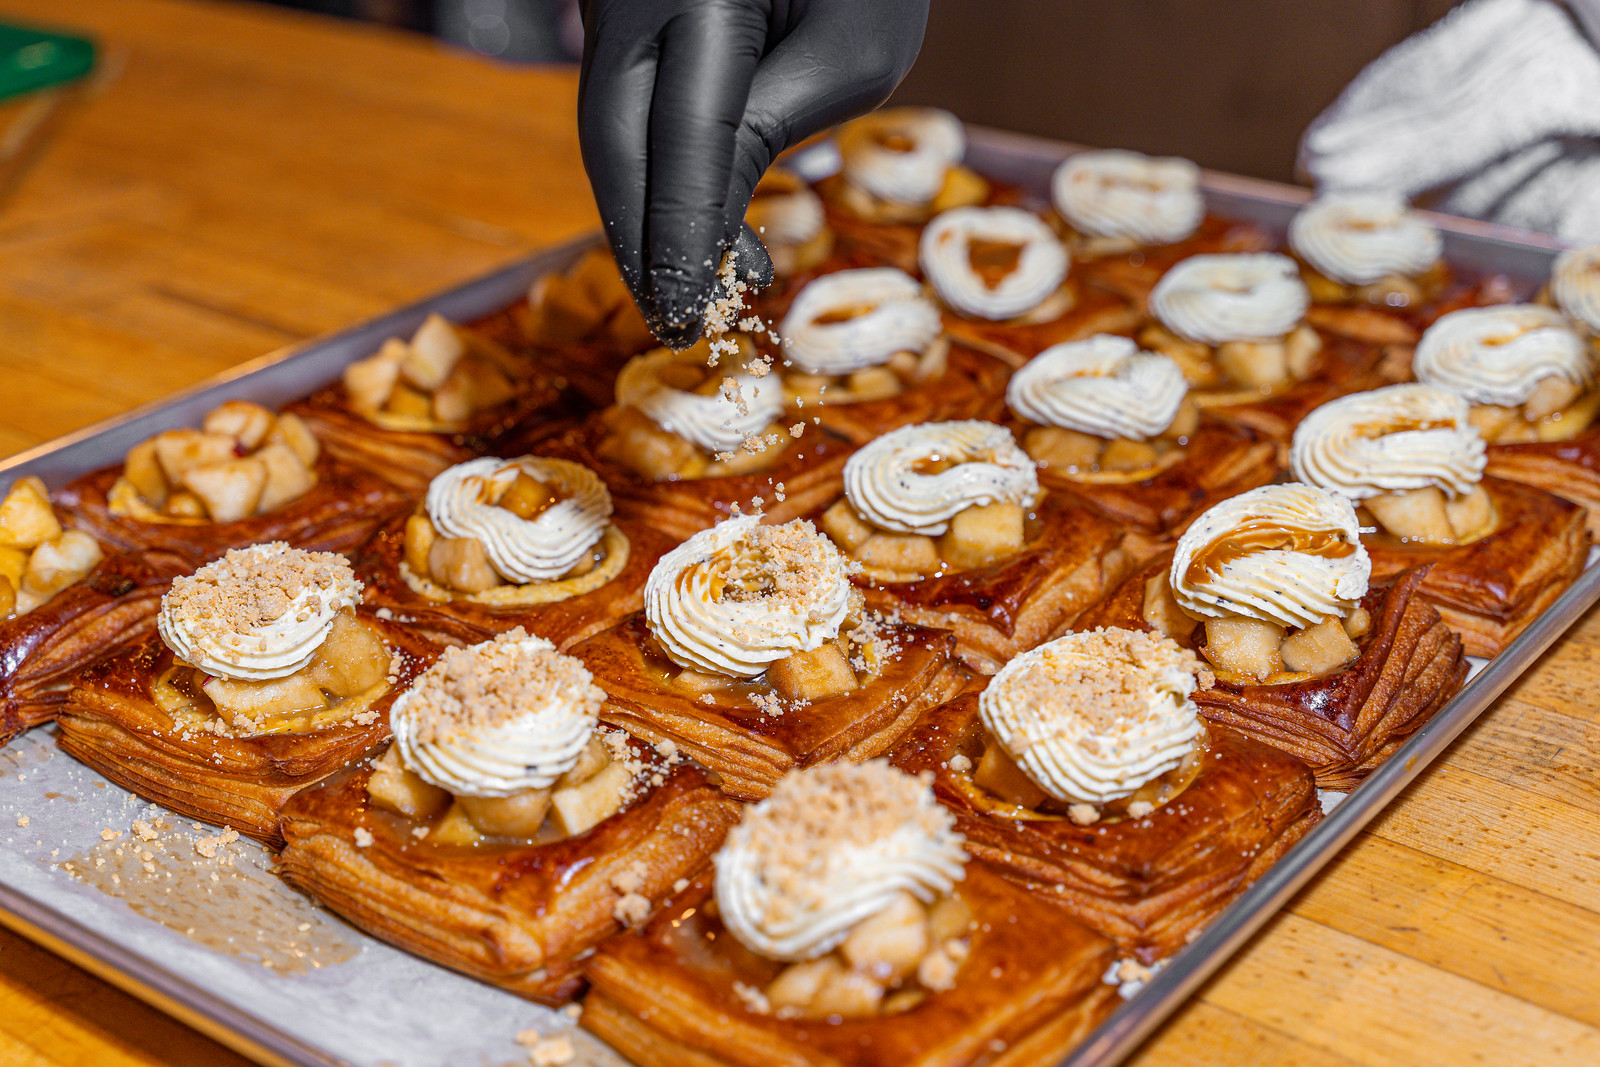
[535,338,854,540]
[920,204,1140,362]
[747,169,835,284]
[1550,242,1600,339]
[583,760,1118,1067]
[774,267,1011,443]
[353,455,671,649]
[1078,485,1467,786]
[892,628,1319,959]
[1141,252,1379,442]
[55,543,435,844]
[59,400,408,565]
[573,516,965,800]
[819,420,1128,672]
[1289,193,1446,345]
[278,631,740,1002]
[1006,335,1278,539]
[287,314,564,493]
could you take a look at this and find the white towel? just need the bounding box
[1299,0,1600,244]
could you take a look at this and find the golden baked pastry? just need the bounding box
[277,633,741,1002]
[1068,214,1275,305]
[55,544,437,844]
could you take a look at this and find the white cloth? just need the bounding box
[1299,0,1600,244]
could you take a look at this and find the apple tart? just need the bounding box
[59,400,408,565]
[818,421,1128,673]
[278,631,740,1002]
[1292,383,1590,656]
[1078,485,1467,787]
[55,543,436,844]
[1006,335,1278,540]
[773,268,1011,444]
[573,516,965,800]
[583,761,1119,1067]
[891,629,1319,960]
[287,313,564,493]
[354,455,671,649]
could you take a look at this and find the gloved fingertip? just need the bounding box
[646,270,707,350]
[731,224,775,291]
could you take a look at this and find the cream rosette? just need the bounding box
[644,515,854,678]
[1006,334,1187,441]
[389,633,603,798]
[615,348,784,453]
[837,107,965,207]
[779,268,943,376]
[1414,304,1593,407]
[1551,244,1600,336]
[425,456,611,584]
[714,760,968,962]
[843,420,1040,537]
[158,542,362,682]
[1050,150,1204,246]
[1288,193,1442,286]
[979,629,1204,805]
[919,206,1069,321]
[1149,253,1310,344]
[1171,483,1371,629]
[1291,384,1485,502]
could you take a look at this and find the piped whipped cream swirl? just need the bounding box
[1007,335,1187,441]
[158,542,362,681]
[1171,484,1370,629]
[746,170,826,249]
[1050,150,1204,245]
[979,628,1205,805]
[1149,253,1309,344]
[425,456,610,583]
[644,516,854,678]
[844,420,1040,537]
[714,760,967,962]
[1414,305,1593,407]
[920,206,1069,321]
[779,268,942,375]
[615,348,784,453]
[1291,384,1485,502]
[837,107,965,207]
[389,631,604,798]
[1288,193,1442,285]
[1550,244,1600,335]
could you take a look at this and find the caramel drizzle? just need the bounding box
[1184,518,1354,584]
[967,239,1024,289]
[1349,415,1454,439]
[813,302,880,326]
[870,129,916,153]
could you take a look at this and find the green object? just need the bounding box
[0,22,95,103]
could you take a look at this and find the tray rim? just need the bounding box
[0,126,1589,1067]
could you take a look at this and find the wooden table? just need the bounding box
[0,2,1594,1064]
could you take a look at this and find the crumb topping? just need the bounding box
[1000,627,1202,735]
[406,629,604,747]
[162,542,356,641]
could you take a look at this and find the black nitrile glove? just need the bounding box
[578,0,931,349]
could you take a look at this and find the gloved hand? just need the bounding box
[578,0,930,349]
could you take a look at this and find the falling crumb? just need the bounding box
[14,816,26,828]
[948,754,972,774]
[354,827,374,848]
[1067,804,1099,826]
[789,422,805,438]
[375,607,394,620]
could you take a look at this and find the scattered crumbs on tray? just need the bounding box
[1103,957,1164,1000]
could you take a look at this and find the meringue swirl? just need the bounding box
[1006,335,1187,441]
[158,542,362,681]
[425,456,611,584]
[615,347,784,453]
[919,206,1069,321]
[714,760,967,962]
[644,516,854,678]
[837,107,965,207]
[843,420,1040,537]
[389,632,604,798]
[1291,384,1485,502]
[979,628,1205,805]
[1149,253,1310,344]
[779,268,943,375]
[1414,304,1593,407]
[1288,193,1442,285]
[1050,150,1204,246]
[1171,484,1370,629]
[1550,244,1600,335]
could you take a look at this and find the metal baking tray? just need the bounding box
[0,125,1585,1067]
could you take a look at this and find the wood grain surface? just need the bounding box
[0,2,1594,1065]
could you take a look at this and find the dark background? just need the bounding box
[261,0,1463,184]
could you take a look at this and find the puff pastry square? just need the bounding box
[1485,428,1600,539]
[1068,215,1275,307]
[1193,332,1386,446]
[936,284,1143,367]
[795,339,1014,446]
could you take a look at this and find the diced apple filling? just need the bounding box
[1466,379,1600,445]
[341,313,518,425]
[402,501,600,594]
[1140,323,1321,391]
[1021,401,1197,475]
[822,498,1028,577]
[1364,484,1496,545]
[1199,610,1363,681]
[783,339,949,406]
[0,478,103,618]
[525,247,655,352]
[767,642,859,702]
[196,610,389,731]
[764,890,972,1020]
